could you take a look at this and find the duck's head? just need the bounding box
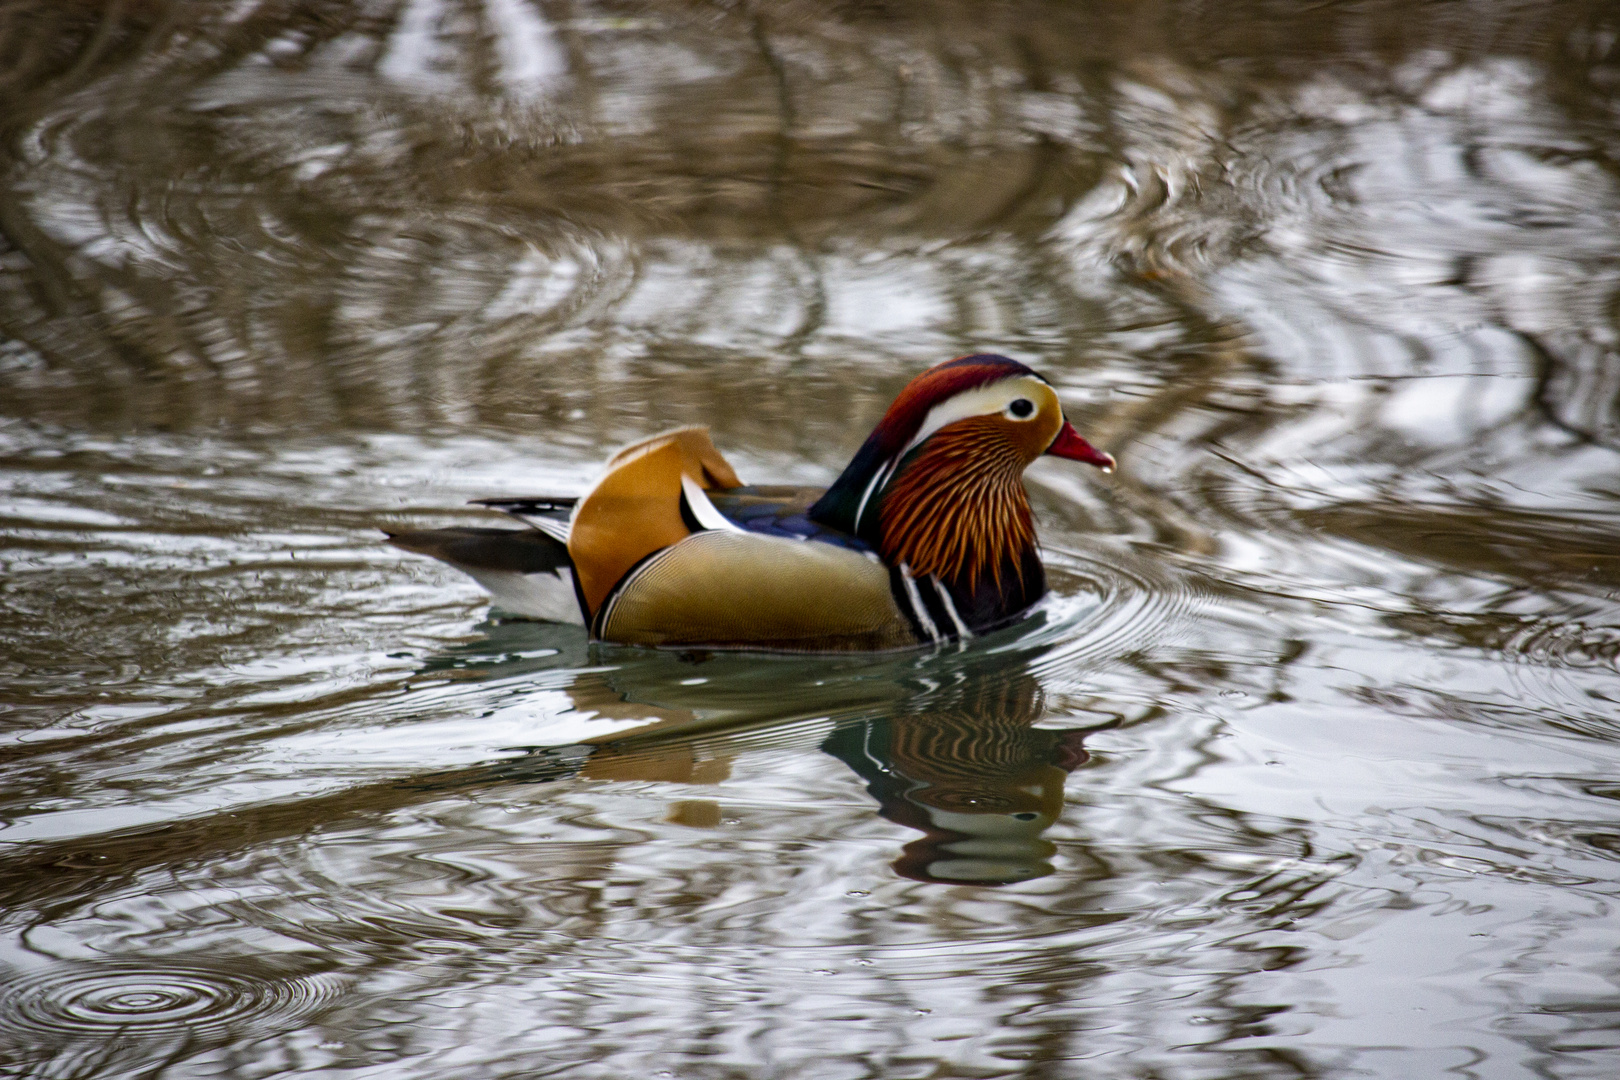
[810,355,1112,589]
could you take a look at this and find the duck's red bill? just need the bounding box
[1046,421,1115,471]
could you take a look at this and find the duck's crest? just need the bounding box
[809,354,1039,540]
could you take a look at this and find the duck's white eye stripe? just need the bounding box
[902,375,1050,455]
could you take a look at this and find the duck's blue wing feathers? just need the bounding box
[706,486,873,552]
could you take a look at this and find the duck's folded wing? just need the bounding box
[596,529,917,652]
[385,526,583,624]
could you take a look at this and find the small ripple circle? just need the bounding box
[0,961,343,1041]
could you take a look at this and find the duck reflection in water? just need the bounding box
[429,624,1108,886]
[822,673,1101,886]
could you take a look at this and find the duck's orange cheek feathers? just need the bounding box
[1003,410,1066,463]
[931,412,1060,469]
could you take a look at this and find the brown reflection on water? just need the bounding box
[821,670,1102,885]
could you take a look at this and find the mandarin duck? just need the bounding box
[387,354,1114,651]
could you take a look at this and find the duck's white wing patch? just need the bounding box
[680,475,744,533]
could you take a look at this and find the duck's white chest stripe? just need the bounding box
[930,575,972,638]
[895,563,942,644]
[911,573,966,643]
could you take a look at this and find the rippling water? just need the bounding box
[3,2,1620,1077]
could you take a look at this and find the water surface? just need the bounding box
[3,2,1620,1077]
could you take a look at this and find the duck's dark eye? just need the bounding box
[1009,398,1035,418]
[1012,812,1040,821]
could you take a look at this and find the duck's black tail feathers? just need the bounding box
[384,526,571,575]
[385,526,584,623]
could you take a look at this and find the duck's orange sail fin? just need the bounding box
[568,427,744,616]
[603,427,744,490]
